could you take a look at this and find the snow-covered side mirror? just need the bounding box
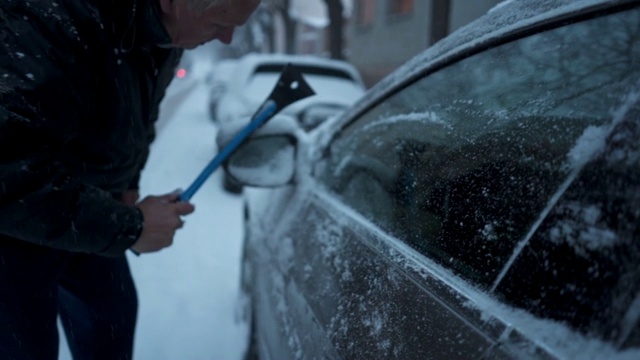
[216,114,299,187]
[226,135,295,187]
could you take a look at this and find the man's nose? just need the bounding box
[217,27,235,44]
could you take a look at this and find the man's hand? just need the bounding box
[131,191,196,254]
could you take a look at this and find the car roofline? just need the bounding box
[332,0,639,133]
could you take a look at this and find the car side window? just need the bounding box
[317,6,640,294]
[494,98,640,342]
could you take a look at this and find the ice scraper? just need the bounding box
[179,63,315,202]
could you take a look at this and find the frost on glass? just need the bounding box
[494,92,640,341]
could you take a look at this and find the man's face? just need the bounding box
[160,0,260,49]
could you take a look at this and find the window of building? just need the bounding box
[388,0,414,16]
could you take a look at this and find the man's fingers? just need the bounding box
[173,201,195,215]
[159,192,181,203]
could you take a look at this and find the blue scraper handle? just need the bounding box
[178,101,278,202]
[177,63,315,202]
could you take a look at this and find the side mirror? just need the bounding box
[216,114,299,187]
[226,135,296,187]
[299,103,346,131]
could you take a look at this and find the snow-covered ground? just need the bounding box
[59,55,249,360]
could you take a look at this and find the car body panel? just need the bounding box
[286,195,497,359]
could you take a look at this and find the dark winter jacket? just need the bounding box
[0,0,183,256]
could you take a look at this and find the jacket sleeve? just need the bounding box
[0,5,142,256]
[0,109,143,256]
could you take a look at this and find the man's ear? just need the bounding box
[158,0,173,15]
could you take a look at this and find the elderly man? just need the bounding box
[0,0,259,358]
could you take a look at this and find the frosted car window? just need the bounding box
[494,98,640,342]
[319,7,640,292]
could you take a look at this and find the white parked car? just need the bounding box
[212,53,366,131]
[214,53,366,193]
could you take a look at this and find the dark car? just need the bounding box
[220,0,640,358]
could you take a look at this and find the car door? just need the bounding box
[257,3,640,359]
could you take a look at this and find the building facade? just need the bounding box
[349,0,503,86]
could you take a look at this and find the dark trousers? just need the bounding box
[0,237,138,360]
